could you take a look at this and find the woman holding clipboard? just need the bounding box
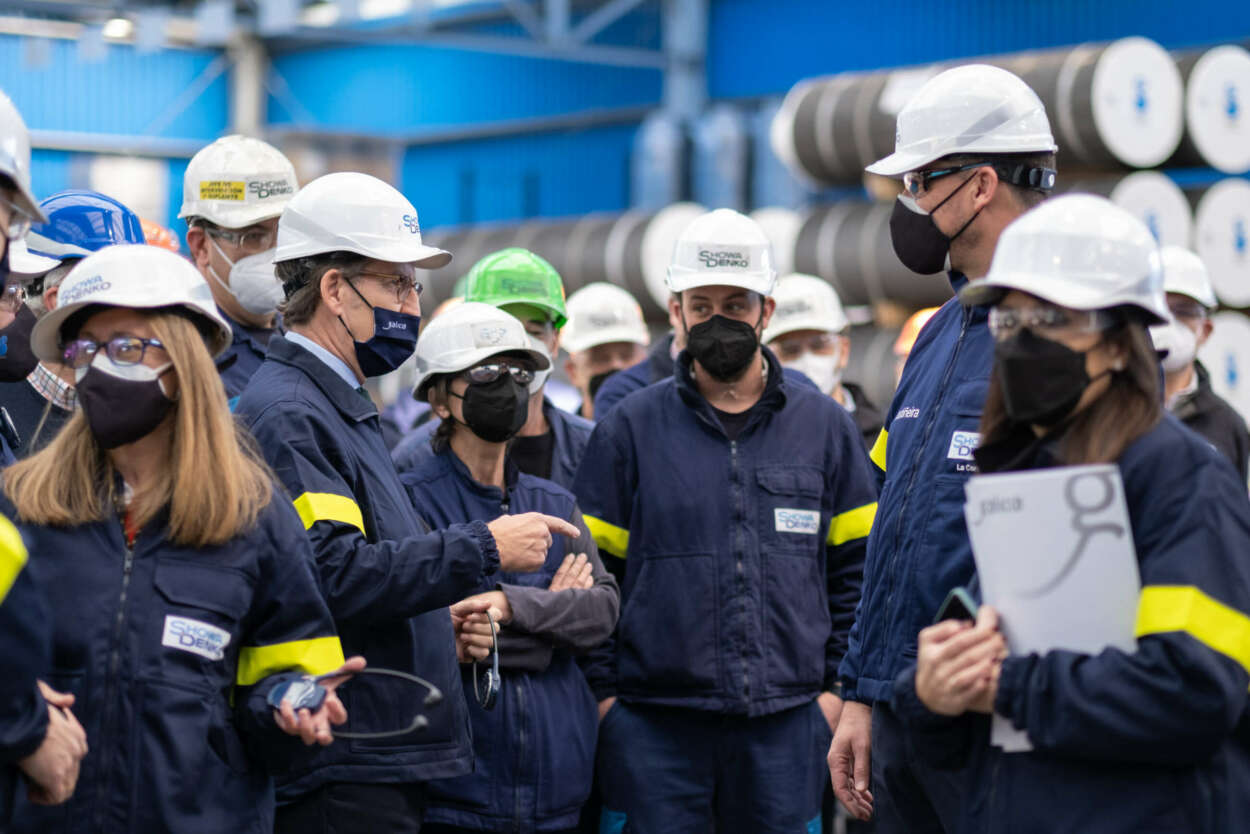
[893,194,1250,833]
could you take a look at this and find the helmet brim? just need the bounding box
[412,344,550,402]
[32,297,233,364]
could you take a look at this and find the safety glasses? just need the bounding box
[464,363,534,386]
[988,306,1115,343]
[0,193,32,241]
[0,281,25,314]
[205,225,276,255]
[902,163,991,198]
[267,667,444,739]
[473,609,501,711]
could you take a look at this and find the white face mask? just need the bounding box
[527,334,553,395]
[1149,319,1197,374]
[783,350,843,397]
[208,238,284,317]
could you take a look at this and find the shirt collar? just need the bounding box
[27,362,76,411]
[285,331,360,391]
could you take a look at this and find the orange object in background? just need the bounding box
[893,306,940,384]
[141,217,181,253]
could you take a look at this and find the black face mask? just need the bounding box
[889,173,982,276]
[587,369,617,402]
[685,313,761,382]
[0,304,39,382]
[994,329,1098,428]
[75,358,175,449]
[450,375,529,443]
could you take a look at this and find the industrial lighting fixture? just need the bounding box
[101,16,133,38]
[302,1,340,27]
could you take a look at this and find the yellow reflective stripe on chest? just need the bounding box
[236,636,347,686]
[869,429,888,472]
[0,516,28,604]
[1135,585,1250,676]
[827,502,878,546]
[293,492,365,535]
[585,515,629,559]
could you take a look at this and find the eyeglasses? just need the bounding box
[771,332,840,362]
[1167,299,1208,322]
[62,336,166,369]
[464,363,534,385]
[988,306,1114,343]
[0,282,25,314]
[355,270,423,306]
[0,190,34,241]
[205,225,276,254]
[473,609,500,711]
[902,163,992,198]
[267,667,444,740]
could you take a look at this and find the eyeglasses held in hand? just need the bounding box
[473,609,501,711]
[267,667,444,739]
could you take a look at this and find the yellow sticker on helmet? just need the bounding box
[198,180,246,201]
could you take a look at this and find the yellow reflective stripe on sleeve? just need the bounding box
[827,502,878,547]
[293,492,365,535]
[869,429,888,471]
[585,515,629,559]
[1135,585,1250,676]
[236,636,347,686]
[0,516,28,604]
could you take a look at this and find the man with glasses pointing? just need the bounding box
[235,172,580,833]
[830,65,1059,833]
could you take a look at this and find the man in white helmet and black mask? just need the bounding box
[181,135,298,402]
[574,209,877,833]
[831,65,1058,832]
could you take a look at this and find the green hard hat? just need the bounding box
[464,247,567,329]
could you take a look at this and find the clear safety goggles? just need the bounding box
[267,667,444,739]
[988,305,1115,343]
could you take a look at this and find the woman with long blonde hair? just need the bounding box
[4,245,361,834]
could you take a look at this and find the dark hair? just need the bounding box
[979,313,1162,465]
[939,151,1058,209]
[275,252,370,327]
[426,376,456,452]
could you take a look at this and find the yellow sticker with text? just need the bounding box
[199,180,246,201]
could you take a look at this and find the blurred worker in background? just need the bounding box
[236,172,575,833]
[393,248,595,491]
[832,65,1058,833]
[4,244,359,832]
[590,288,684,420]
[181,134,298,402]
[0,85,86,821]
[575,209,877,833]
[1148,244,1249,481]
[560,282,650,420]
[893,307,940,385]
[403,301,619,834]
[901,194,1250,833]
[764,273,883,449]
[0,190,146,456]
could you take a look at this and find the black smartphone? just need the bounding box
[934,586,979,624]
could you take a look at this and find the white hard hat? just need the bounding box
[8,238,59,278]
[412,301,550,401]
[275,172,451,269]
[866,64,1057,177]
[561,282,650,354]
[1159,245,1217,308]
[178,135,299,228]
[762,274,849,343]
[961,194,1168,324]
[665,208,777,296]
[31,244,232,363]
[0,90,47,226]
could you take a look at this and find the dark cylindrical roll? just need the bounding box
[1167,45,1250,174]
[845,324,903,415]
[1057,170,1193,248]
[1190,179,1250,308]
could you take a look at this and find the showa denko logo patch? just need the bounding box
[697,249,750,269]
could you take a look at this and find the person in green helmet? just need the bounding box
[392,248,595,491]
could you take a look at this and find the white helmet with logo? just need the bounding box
[762,274,849,343]
[867,64,1057,177]
[961,193,1168,324]
[561,282,650,355]
[31,244,232,362]
[0,90,47,227]
[665,208,777,296]
[178,135,299,228]
[275,172,451,269]
[1159,245,1217,308]
[412,301,550,401]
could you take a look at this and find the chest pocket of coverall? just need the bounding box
[756,465,826,556]
[152,558,252,690]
